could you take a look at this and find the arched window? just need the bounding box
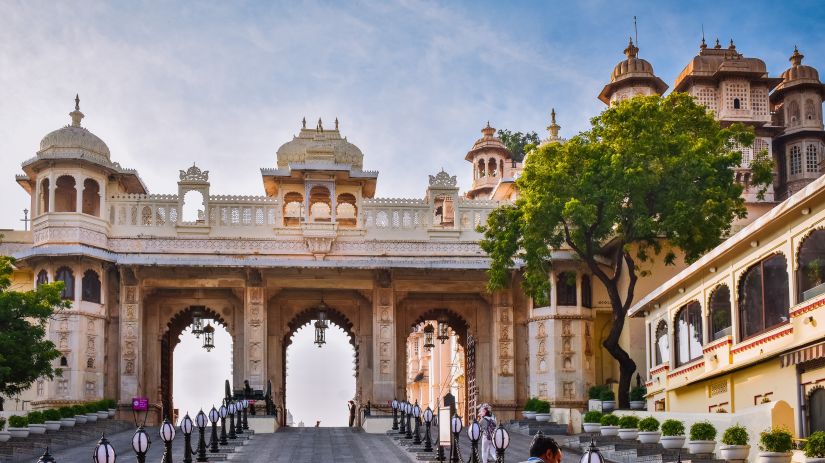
[797,230,825,302]
[309,186,331,222]
[709,285,732,340]
[733,98,741,109]
[807,144,819,173]
[81,270,101,303]
[499,159,505,177]
[36,270,49,287]
[60,356,68,367]
[675,301,703,366]
[336,193,357,228]
[40,178,50,215]
[488,158,498,177]
[181,190,204,223]
[477,159,486,178]
[739,254,790,339]
[54,175,77,212]
[791,145,803,175]
[654,320,668,366]
[283,192,304,226]
[556,272,577,306]
[581,274,592,308]
[806,99,816,121]
[82,179,100,216]
[55,266,75,300]
[789,100,800,125]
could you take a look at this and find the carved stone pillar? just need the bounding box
[492,290,516,408]
[48,172,55,213]
[245,284,267,390]
[118,268,141,405]
[372,270,396,403]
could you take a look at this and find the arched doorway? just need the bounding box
[809,387,825,434]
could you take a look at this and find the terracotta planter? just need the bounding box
[523,411,537,420]
[583,423,601,433]
[757,452,792,463]
[535,413,551,422]
[60,418,76,427]
[601,425,619,437]
[619,428,639,440]
[85,413,98,422]
[719,444,750,460]
[601,400,616,413]
[689,440,717,454]
[630,401,646,410]
[28,424,47,434]
[74,415,88,424]
[0,431,10,442]
[660,435,686,449]
[108,409,116,418]
[44,421,62,431]
[7,427,29,438]
[638,431,661,444]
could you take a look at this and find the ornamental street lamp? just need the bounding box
[437,316,450,343]
[132,426,150,463]
[391,399,399,431]
[209,406,220,452]
[423,407,434,452]
[314,319,327,347]
[467,418,481,463]
[160,418,176,463]
[195,410,208,462]
[423,324,435,351]
[227,402,237,440]
[492,423,510,463]
[398,400,406,435]
[191,307,205,338]
[234,401,244,435]
[450,414,463,463]
[404,402,413,439]
[242,399,249,430]
[412,402,422,445]
[180,413,194,463]
[93,434,116,463]
[580,438,606,463]
[219,404,228,445]
[37,447,56,463]
[202,323,216,352]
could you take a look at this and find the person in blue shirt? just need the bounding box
[521,434,562,463]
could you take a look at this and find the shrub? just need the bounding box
[94,400,107,411]
[619,415,640,429]
[43,409,61,421]
[599,389,615,401]
[721,424,749,446]
[638,417,660,432]
[759,427,793,453]
[84,403,98,413]
[600,414,619,426]
[58,406,75,419]
[589,385,607,400]
[103,399,117,409]
[8,415,28,428]
[27,411,45,424]
[804,431,825,458]
[690,421,717,441]
[661,419,685,437]
[630,386,647,402]
[535,400,551,414]
[524,397,539,411]
[0,417,5,431]
[583,411,603,424]
[71,405,86,415]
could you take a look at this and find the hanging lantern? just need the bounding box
[437,315,450,344]
[314,319,326,347]
[191,307,205,338]
[317,298,328,325]
[202,323,216,352]
[423,324,435,351]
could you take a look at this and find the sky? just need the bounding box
[3,0,825,422]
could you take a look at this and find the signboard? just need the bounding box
[132,397,149,411]
[438,408,452,447]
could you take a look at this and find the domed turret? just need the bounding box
[771,47,825,132]
[38,95,111,159]
[464,122,514,200]
[774,47,824,96]
[275,118,364,169]
[598,38,668,105]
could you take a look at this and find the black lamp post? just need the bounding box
[227,402,237,440]
[202,323,215,352]
[467,418,481,463]
[180,414,194,463]
[131,426,150,463]
[437,316,450,344]
[160,418,176,463]
[391,399,399,431]
[195,410,208,462]
[242,399,249,430]
[208,406,220,452]
[423,407,434,452]
[234,401,243,435]
[405,402,413,439]
[412,402,422,445]
[93,434,116,463]
[493,423,510,463]
[218,404,228,445]
[37,447,56,463]
[398,400,406,435]
[580,437,606,463]
[423,324,435,351]
[450,414,463,463]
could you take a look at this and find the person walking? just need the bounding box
[478,403,498,463]
[347,400,356,427]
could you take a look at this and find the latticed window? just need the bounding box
[231,208,240,224]
[141,206,151,225]
[155,207,165,225]
[751,87,769,116]
[807,144,819,173]
[733,141,753,168]
[693,86,718,114]
[255,208,264,225]
[392,211,400,228]
[791,145,803,175]
[724,80,749,110]
[376,211,388,228]
[402,212,412,228]
[242,208,252,224]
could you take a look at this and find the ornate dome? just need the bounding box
[780,47,820,83]
[276,118,364,169]
[38,96,110,159]
[611,38,655,82]
[465,122,511,161]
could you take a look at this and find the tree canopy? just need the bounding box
[0,255,68,396]
[480,93,772,407]
[497,129,540,162]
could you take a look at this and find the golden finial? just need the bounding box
[548,108,560,141]
[790,46,804,66]
[69,94,84,127]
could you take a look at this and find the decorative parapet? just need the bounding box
[731,326,793,355]
[790,295,825,318]
[702,336,732,354]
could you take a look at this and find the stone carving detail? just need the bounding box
[496,296,514,377]
[179,164,209,182]
[538,382,548,399]
[563,381,575,399]
[246,287,266,389]
[33,226,108,247]
[305,236,335,257]
[380,360,390,375]
[428,169,458,188]
[121,286,139,380]
[584,323,593,356]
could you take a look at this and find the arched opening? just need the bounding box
[336,193,357,228]
[790,100,800,125]
[674,300,702,366]
[54,175,77,212]
[309,186,332,222]
[283,192,304,226]
[556,271,577,306]
[284,305,356,427]
[797,229,825,302]
[733,98,741,110]
[36,270,49,287]
[488,158,498,177]
[581,274,592,308]
[806,99,816,121]
[434,195,454,227]
[82,179,100,216]
[181,190,205,223]
[40,178,50,215]
[738,253,790,340]
[477,159,486,178]
[55,266,75,300]
[708,285,732,340]
[653,320,668,366]
[162,306,232,423]
[81,270,101,303]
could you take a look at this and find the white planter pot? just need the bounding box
[601,425,619,437]
[758,452,792,463]
[44,421,62,431]
[638,431,661,444]
[630,401,646,410]
[28,424,47,434]
[7,427,29,438]
[689,440,717,454]
[601,400,616,413]
[85,413,99,422]
[535,413,551,422]
[74,415,88,424]
[0,431,10,442]
[589,399,603,411]
[523,411,537,420]
[60,418,76,427]
[619,428,639,440]
[583,423,602,433]
[661,435,686,449]
[108,409,116,418]
[720,445,750,460]
[96,411,108,419]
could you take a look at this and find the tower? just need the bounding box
[464,122,515,200]
[598,38,668,105]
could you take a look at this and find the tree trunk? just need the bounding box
[602,304,636,410]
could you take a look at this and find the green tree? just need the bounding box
[480,94,772,408]
[0,255,68,396]
[497,129,540,162]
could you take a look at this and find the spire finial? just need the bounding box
[74,94,80,111]
[700,24,706,50]
[547,108,561,141]
[481,121,495,137]
[69,94,84,127]
[335,117,339,130]
[317,118,323,132]
[728,38,735,50]
[624,36,638,58]
[302,117,306,129]
[714,38,721,49]
[790,46,804,66]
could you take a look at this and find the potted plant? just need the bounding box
[583,411,603,433]
[7,415,30,438]
[72,405,88,424]
[661,419,686,449]
[804,431,825,463]
[43,409,62,431]
[27,411,47,434]
[720,424,751,461]
[0,417,9,442]
[630,386,647,410]
[618,415,640,440]
[689,421,717,454]
[758,427,793,463]
[535,400,552,422]
[638,417,661,444]
[600,389,616,413]
[523,397,538,420]
[600,413,620,437]
[58,406,76,427]
[105,399,117,418]
[94,401,109,419]
[589,385,606,411]
[84,403,99,422]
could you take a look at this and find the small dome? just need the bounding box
[780,47,820,83]
[38,96,110,159]
[276,119,364,168]
[465,122,511,161]
[611,38,656,82]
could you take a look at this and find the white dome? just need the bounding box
[276,121,363,168]
[38,96,110,159]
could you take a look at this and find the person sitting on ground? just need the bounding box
[521,434,563,463]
